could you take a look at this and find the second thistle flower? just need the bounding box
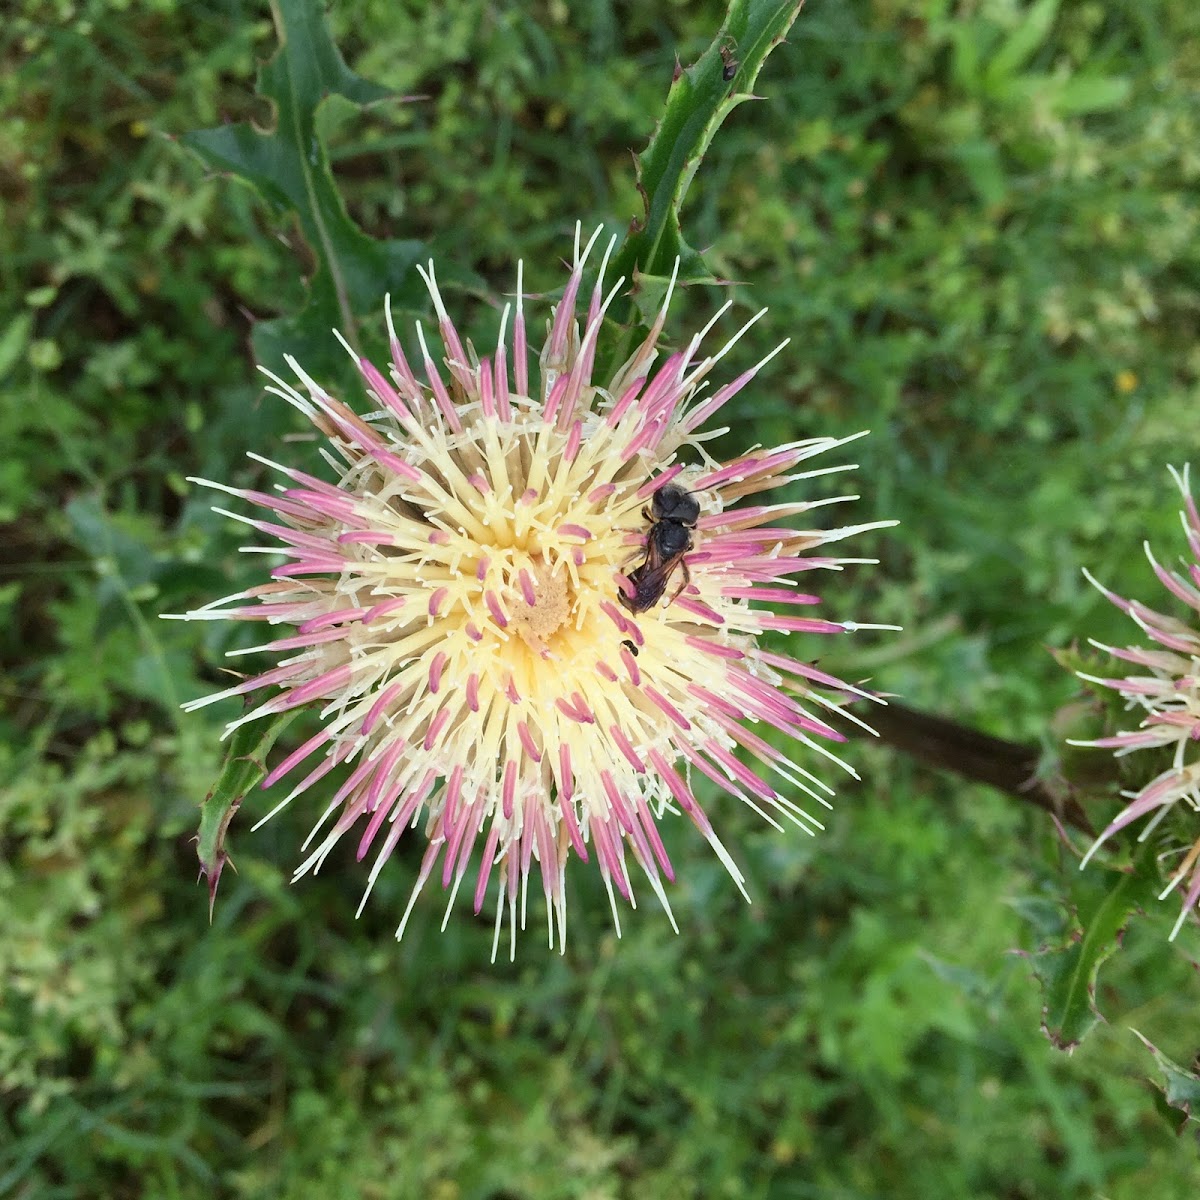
[1073,466,1200,940]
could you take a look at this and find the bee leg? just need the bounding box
[665,558,692,606]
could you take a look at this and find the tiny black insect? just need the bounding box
[620,638,640,658]
[618,482,700,615]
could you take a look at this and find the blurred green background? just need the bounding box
[4,0,1200,1195]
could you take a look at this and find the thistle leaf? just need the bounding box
[610,0,805,324]
[1024,841,1159,1051]
[180,0,427,376]
[197,709,303,918]
[1132,1031,1200,1135]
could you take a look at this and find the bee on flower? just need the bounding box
[1072,466,1200,940]
[170,225,895,958]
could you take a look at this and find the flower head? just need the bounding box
[1073,466,1200,939]
[175,226,893,957]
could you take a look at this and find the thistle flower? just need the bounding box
[1073,466,1200,940]
[172,225,894,958]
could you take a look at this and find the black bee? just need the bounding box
[618,483,700,614]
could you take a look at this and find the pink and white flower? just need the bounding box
[172,226,894,957]
[1073,466,1200,939]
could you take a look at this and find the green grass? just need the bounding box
[4,0,1200,1195]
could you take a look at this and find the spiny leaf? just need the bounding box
[1131,1031,1200,1136]
[180,0,427,377]
[197,709,303,918]
[1024,840,1159,1051]
[609,0,805,326]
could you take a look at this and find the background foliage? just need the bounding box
[3,0,1200,1195]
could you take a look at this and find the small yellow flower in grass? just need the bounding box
[1115,369,1138,395]
[171,226,896,958]
[1072,466,1200,940]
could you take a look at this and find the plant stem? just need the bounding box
[833,698,1094,835]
